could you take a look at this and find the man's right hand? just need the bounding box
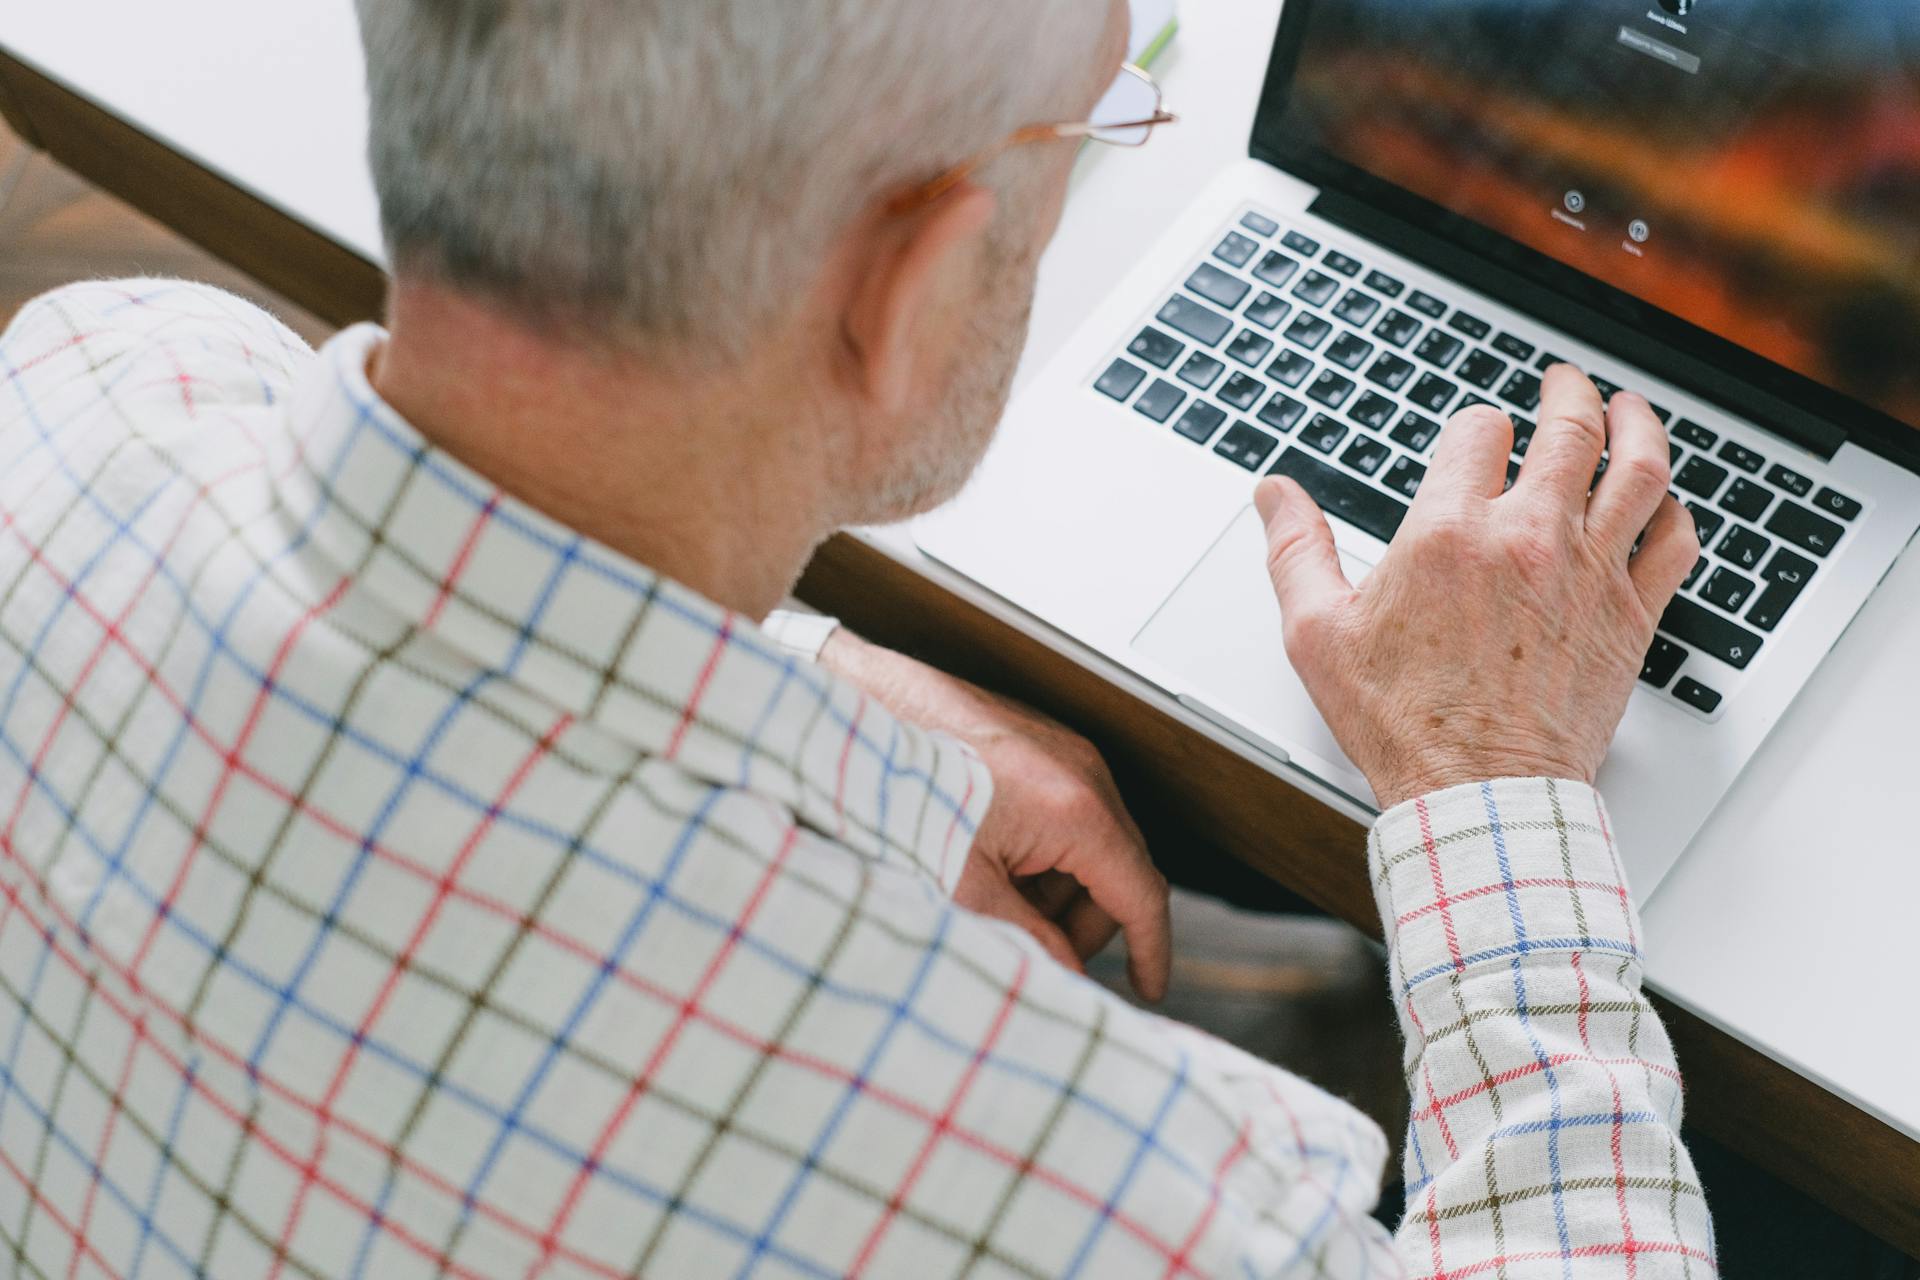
[1255,365,1700,812]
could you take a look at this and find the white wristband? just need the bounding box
[762,610,842,664]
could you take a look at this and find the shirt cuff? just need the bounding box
[1367,777,1643,994]
[762,610,841,664]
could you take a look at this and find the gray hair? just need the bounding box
[355,0,1109,355]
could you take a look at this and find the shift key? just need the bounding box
[1659,596,1763,670]
[1268,448,1410,545]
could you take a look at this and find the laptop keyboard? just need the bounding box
[1090,208,1868,720]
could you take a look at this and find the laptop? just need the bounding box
[916,0,1920,897]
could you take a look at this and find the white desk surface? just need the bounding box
[4,1,1917,1140]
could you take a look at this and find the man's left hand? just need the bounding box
[818,630,1171,1001]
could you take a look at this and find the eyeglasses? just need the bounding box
[892,63,1178,213]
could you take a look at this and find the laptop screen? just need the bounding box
[1257,0,1920,437]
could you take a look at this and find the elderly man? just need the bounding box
[0,0,1715,1275]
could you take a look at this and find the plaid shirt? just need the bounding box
[0,280,1713,1278]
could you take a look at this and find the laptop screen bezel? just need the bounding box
[1247,0,1920,472]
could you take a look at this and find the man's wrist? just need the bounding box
[1371,752,1594,813]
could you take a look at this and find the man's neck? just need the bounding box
[368,283,841,620]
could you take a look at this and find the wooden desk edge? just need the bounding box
[0,48,385,329]
[3,47,1911,1256]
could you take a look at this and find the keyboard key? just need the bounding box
[1701,567,1757,614]
[1763,547,1817,586]
[1218,371,1266,411]
[1457,349,1508,390]
[1254,251,1301,290]
[1673,677,1723,715]
[1322,250,1363,277]
[1269,348,1315,387]
[1647,403,1674,424]
[1158,295,1234,347]
[1683,556,1708,590]
[1176,352,1226,391]
[1716,525,1771,573]
[1095,359,1147,401]
[1813,487,1863,521]
[1390,411,1442,453]
[1293,271,1341,307]
[1214,422,1281,472]
[1306,369,1357,409]
[1214,232,1260,269]
[1374,309,1422,348]
[1245,292,1292,330]
[1675,456,1730,500]
[1414,330,1465,369]
[1535,351,1568,372]
[1269,448,1410,545]
[1505,458,1522,492]
[1129,327,1183,369]
[1669,440,1683,466]
[1333,290,1381,326]
[1298,414,1351,454]
[1257,393,1307,434]
[1747,549,1817,631]
[1718,478,1773,523]
[1660,597,1763,669]
[1133,379,1186,423]
[1448,310,1493,340]
[1590,375,1623,403]
[1510,417,1537,457]
[1186,263,1251,311]
[1242,211,1281,238]
[1384,455,1427,499]
[1673,419,1718,451]
[1717,441,1766,474]
[1498,370,1542,412]
[1340,434,1393,477]
[1459,392,1496,414]
[1281,230,1320,256]
[1686,502,1726,544]
[1766,465,1813,498]
[1226,330,1276,368]
[1406,290,1448,319]
[1493,332,1536,362]
[1766,501,1844,557]
[1641,637,1688,689]
[1366,353,1417,392]
[1173,401,1228,444]
[1284,314,1333,350]
[1326,332,1375,371]
[1347,391,1397,431]
[1407,373,1460,415]
[1364,270,1405,298]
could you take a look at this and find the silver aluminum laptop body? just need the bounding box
[915,10,1920,901]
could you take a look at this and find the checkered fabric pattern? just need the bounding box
[0,279,1713,1278]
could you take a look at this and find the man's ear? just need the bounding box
[839,182,1000,414]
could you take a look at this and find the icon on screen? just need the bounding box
[1565,190,1587,214]
[1658,0,1695,15]
[1629,220,1652,243]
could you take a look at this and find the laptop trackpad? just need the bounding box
[1132,506,1374,799]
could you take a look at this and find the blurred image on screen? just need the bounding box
[1282,0,1920,429]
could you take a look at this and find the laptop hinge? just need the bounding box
[1308,190,1849,463]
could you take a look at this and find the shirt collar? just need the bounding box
[279,324,991,890]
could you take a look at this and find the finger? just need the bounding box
[981,878,1085,975]
[1586,393,1673,558]
[1629,494,1702,618]
[1425,403,1515,501]
[1061,893,1122,963]
[1063,826,1172,1002]
[1516,364,1609,507]
[1255,477,1355,629]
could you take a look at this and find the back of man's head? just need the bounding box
[355,0,1110,359]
